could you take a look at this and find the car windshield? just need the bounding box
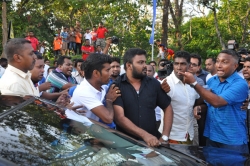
[0,95,202,166]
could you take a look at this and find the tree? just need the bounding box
[1,1,7,58]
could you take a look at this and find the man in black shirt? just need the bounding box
[113,48,173,147]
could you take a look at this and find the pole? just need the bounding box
[151,44,154,61]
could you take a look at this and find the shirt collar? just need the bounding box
[7,64,30,79]
[212,71,238,83]
[170,71,182,84]
[83,78,103,93]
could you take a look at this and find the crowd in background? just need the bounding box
[0,26,250,155]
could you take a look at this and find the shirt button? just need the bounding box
[139,106,141,108]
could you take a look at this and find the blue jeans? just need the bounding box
[69,42,76,51]
[206,138,249,153]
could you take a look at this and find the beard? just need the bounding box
[132,65,146,79]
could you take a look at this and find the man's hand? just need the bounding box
[193,106,201,120]
[178,71,196,84]
[142,132,161,147]
[56,93,71,108]
[39,82,52,91]
[106,84,121,102]
[161,79,170,93]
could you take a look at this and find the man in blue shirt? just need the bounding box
[180,49,249,153]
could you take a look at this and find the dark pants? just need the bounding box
[197,106,207,146]
[206,138,249,153]
[75,43,82,55]
[54,50,60,59]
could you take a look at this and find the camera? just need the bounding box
[227,40,238,50]
[157,61,173,79]
[111,36,119,44]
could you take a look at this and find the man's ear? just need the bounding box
[13,54,22,63]
[126,62,132,70]
[93,69,100,78]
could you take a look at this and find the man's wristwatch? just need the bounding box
[190,81,198,88]
[162,135,169,142]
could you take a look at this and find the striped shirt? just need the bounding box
[46,68,77,93]
[204,72,248,145]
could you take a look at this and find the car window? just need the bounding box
[0,95,201,165]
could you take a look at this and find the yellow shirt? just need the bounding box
[0,65,39,97]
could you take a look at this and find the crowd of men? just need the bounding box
[24,20,109,60]
[0,36,250,155]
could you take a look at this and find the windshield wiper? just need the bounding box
[0,97,35,119]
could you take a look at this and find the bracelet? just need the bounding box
[106,99,113,102]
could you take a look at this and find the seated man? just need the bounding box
[71,53,120,128]
[0,38,39,96]
[46,56,77,93]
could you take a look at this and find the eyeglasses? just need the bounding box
[190,63,198,67]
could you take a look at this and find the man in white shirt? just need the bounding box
[205,57,217,82]
[71,59,84,84]
[71,53,120,127]
[0,38,39,96]
[160,51,205,144]
[84,28,92,44]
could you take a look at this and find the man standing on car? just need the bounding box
[113,48,173,147]
[179,49,249,153]
[0,38,39,96]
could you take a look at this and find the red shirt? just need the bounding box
[96,27,108,39]
[25,36,39,51]
[91,31,97,41]
[81,45,95,60]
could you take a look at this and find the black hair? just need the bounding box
[34,52,43,59]
[85,39,90,42]
[74,59,84,68]
[99,22,103,25]
[190,53,202,66]
[57,56,71,66]
[93,26,96,28]
[0,58,7,63]
[111,57,120,64]
[148,61,157,66]
[123,48,146,70]
[173,51,191,64]
[4,38,31,61]
[244,57,250,63]
[47,66,56,74]
[53,60,57,65]
[83,53,112,79]
[206,57,216,64]
[219,49,239,64]
[158,59,169,67]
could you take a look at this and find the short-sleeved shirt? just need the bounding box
[60,31,68,42]
[25,37,39,51]
[0,65,39,96]
[71,78,107,121]
[96,27,108,39]
[160,72,199,141]
[46,68,77,93]
[81,45,95,60]
[204,72,248,145]
[113,74,171,139]
[91,31,97,41]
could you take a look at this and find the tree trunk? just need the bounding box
[161,0,169,47]
[213,8,226,50]
[2,1,8,58]
[241,2,250,44]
